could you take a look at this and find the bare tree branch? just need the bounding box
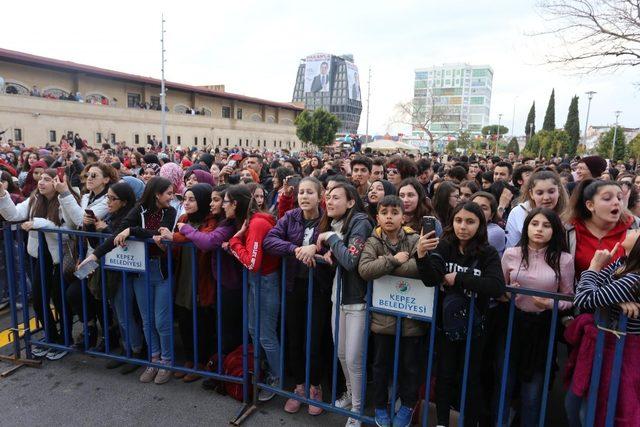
[535,0,640,72]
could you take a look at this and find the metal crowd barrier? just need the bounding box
[0,223,631,426]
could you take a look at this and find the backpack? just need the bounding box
[221,344,255,402]
[441,292,485,341]
[441,260,484,341]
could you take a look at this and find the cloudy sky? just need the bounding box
[4,0,638,136]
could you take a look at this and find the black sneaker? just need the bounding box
[45,348,68,361]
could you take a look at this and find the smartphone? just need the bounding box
[421,216,437,236]
[85,209,96,218]
[74,260,99,280]
[57,167,65,181]
[228,159,237,168]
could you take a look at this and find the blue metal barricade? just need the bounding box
[0,222,632,426]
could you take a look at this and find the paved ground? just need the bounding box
[0,352,347,427]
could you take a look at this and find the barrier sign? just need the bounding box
[103,240,146,272]
[373,275,434,318]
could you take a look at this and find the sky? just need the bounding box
[3,0,638,137]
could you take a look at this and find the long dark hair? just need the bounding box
[433,181,459,225]
[226,184,259,227]
[614,232,640,279]
[441,201,487,258]
[109,182,136,214]
[568,179,629,223]
[398,177,433,229]
[319,182,365,234]
[211,184,228,221]
[1,171,20,195]
[137,177,172,212]
[518,207,568,283]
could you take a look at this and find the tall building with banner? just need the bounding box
[413,63,493,142]
[292,53,362,134]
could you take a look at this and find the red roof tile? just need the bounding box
[0,47,302,111]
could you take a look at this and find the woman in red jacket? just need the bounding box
[157,183,215,382]
[566,179,639,279]
[225,184,281,402]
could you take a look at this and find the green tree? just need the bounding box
[456,131,472,151]
[294,109,340,148]
[445,140,457,154]
[525,101,536,141]
[612,126,627,162]
[564,95,580,157]
[506,137,520,155]
[628,134,640,160]
[524,129,570,159]
[481,125,509,137]
[543,89,556,131]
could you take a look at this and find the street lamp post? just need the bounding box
[583,91,596,148]
[160,15,167,153]
[495,113,502,154]
[611,110,622,161]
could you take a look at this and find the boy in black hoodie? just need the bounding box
[416,202,504,427]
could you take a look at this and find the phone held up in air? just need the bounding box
[57,167,65,181]
[85,209,96,218]
[421,215,437,236]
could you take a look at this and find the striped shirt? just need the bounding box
[574,258,640,334]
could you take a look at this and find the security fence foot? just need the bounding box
[229,403,258,425]
[0,352,42,377]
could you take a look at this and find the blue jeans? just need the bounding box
[111,274,143,353]
[132,259,172,362]
[247,271,281,379]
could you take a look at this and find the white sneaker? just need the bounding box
[345,417,361,427]
[335,390,353,409]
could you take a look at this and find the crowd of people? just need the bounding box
[0,135,638,427]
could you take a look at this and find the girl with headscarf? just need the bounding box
[160,162,186,220]
[184,169,214,189]
[141,163,160,185]
[21,160,48,197]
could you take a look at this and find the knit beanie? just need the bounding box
[581,156,607,178]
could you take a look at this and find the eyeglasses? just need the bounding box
[88,173,101,179]
[105,195,120,202]
[387,168,398,175]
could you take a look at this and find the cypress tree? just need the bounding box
[543,89,556,131]
[564,95,580,157]
[525,101,536,141]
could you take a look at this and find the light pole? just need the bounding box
[611,110,622,161]
[583,91,596,148]
[364,67,371,144]
[160,15,167,153]
[495,113,502,154]
[511,96,518,139]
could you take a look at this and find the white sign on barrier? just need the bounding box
[103,240,146,272]
[372,275,434,318]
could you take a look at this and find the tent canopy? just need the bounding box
[363,139,419,153]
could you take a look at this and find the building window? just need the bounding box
[218,137,222,146]
[134,134,140,144]
[246,139,249,146]
[167,136,171,145]
[110,133,116,143]
[13,128,22,142]
[150,95,160,108]
[49,130,57,142]
[127,93,141,108]
[96,132,102,144]
[237,108,243,120]
[239,138,242,146]
[222,106,231,118]
[203,137,207,145]
[226,138,229,147]
[195,136,198,145]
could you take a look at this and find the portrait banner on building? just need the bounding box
[304,53,332,93]
[346,62,361,100]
